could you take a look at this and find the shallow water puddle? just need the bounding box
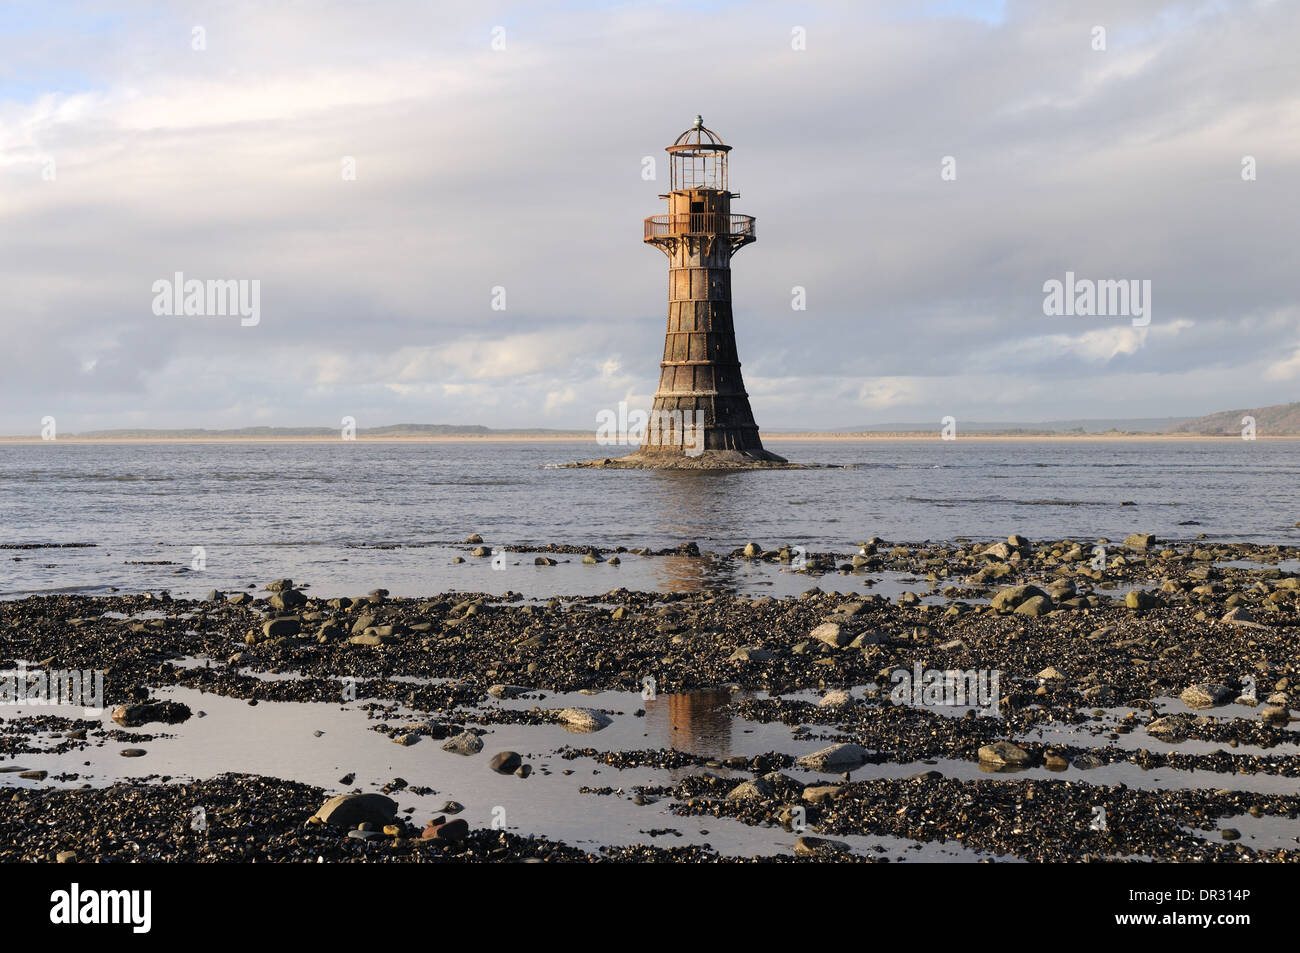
[0,681,991,860]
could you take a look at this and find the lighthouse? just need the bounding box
[608,116,788,468]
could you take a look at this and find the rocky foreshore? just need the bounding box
[3,532,1300,862]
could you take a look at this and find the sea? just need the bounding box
[1,438,1296,600]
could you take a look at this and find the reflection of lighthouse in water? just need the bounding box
[643,688,737,759]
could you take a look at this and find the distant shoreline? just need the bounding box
[1,433,1294,444]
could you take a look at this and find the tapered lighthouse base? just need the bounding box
[565,446,797,470]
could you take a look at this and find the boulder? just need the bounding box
[977,741,1030,766]
[795,743,870,773]
[1179,683,1233,710]
[552,707,613,732]
[313,793,398,828]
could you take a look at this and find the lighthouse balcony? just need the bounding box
[644,213,755,243]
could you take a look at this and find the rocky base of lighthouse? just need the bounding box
[564,447,800,470]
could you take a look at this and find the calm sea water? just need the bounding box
[1,439,1296,599]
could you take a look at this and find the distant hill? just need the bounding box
[815,417,1191,434]
[1165,402,1300,435]
[68,424,583,439]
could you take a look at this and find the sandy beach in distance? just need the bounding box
[0,432,1292,444]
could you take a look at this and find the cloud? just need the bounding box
[0,0,1296,432]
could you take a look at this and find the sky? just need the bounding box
[0,0,1296,434]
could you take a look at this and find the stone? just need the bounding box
[810,622,850,648]
[743,542,762,557]
[1146,715,1190,740]
[489,751,522,774]
[1036,666,1066,681]
[55,851,77,863]
[262,617,299,638]
[534,556,557,566]
[464,533,483,543]
[553,707,613,732]
[796,743,870,773]
[119,748,147,758]
[439,800,465,814]
[422,817,469,843]
[1180,683,1233,710]
[1123,533,1157,551]
[266,578,295,592]
[817,689,852,708]
[111,701,192,727]
[727,777,774,800]
[18,770,47,781]
[1261,705,1289,724]
[1125,590,1159,610]
[977,741,1030,766]
[314,793,398,827]
[982,541,1013,561]
[268,589,307,611]
[800,784,844,805]
[727,646,774,662]
[487,684,530,699]
[1014,595,1052,617]
[441,731,484,755]
[990,585,1048,611]
[794,835,851,856]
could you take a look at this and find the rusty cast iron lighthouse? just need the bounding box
[609,117,787,468]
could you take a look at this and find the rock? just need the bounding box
[1123,533,1156,551]
[552,707,613,732]
[18,770,47,781]
[796,743,870,773]
[977,741,1030,766]
[1146,715,1191,740]
[439,800,465,814]
[262,617,300,638]
[464,533,483,543]
[268,589,307,611]
[1180,683,1233,710]
[801,784,844,805]
[817,689,852,708]
[1261,705,1290,724]
[471,546,491,558]
[347,633,389,646]
[487,684,530,699]
[1036,666,1066,681]
[1221,828,1240,841]
[1014,595,1053,617]
[743,542,762,557]
[1044,753,1069,770]
[516,764,532,778]
[314,793,398,827]
[727,777,774,800]
[422,817,469,843]
[727,646,774,662]
[982,541,1013,561]
[228,592,253,605]
[55,851,77,863]
[534,556,557,566]
[1125,590,1160,610]
[794,835,851,856]
[990,585,1048,611]
[441,731,484,755]
[810,622,850,648]
[393,734,419,746]
[266,578,295,592]
[489,751,522,774]
[111,701,192,727]
[119,748,147,758]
